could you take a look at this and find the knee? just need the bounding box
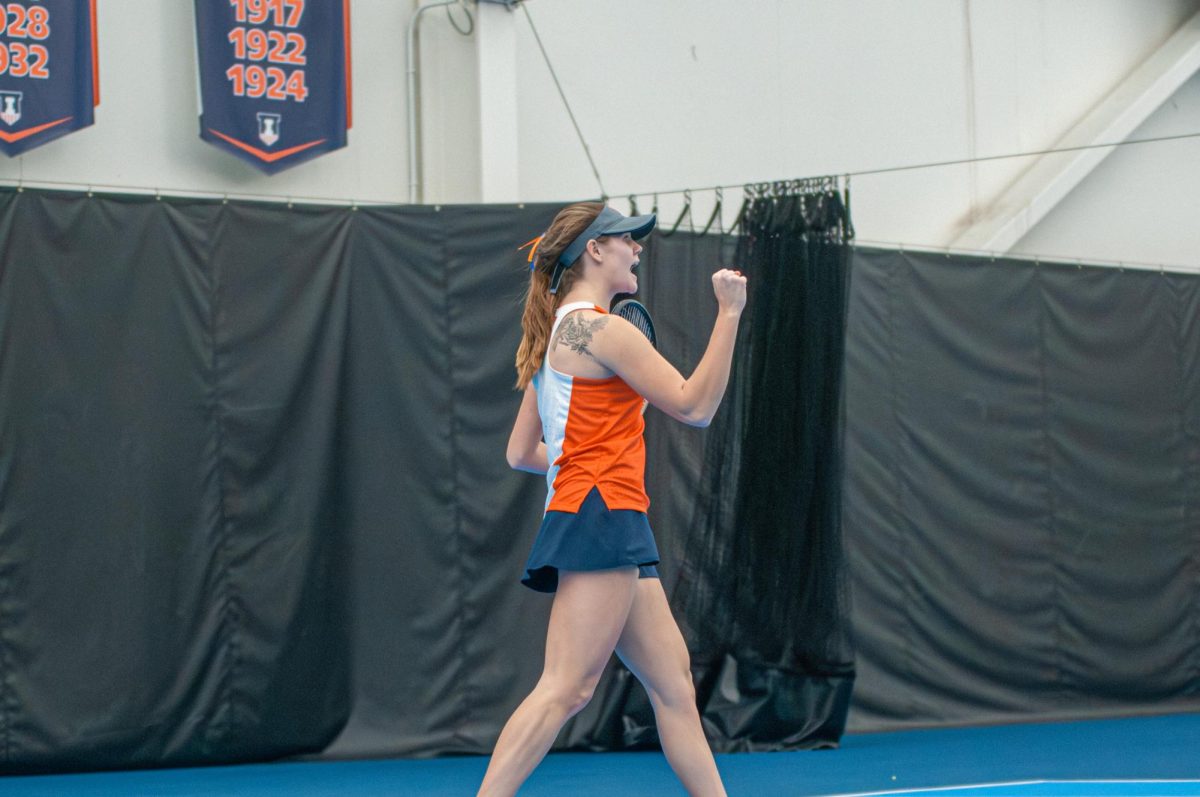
[650,664,697,709]
[541,675,601,718]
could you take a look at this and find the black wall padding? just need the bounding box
[844,248,1200,731]
[0,190,586,771]
[0,190,354,772]
[6,187,1196,773]
[325,202,567,758]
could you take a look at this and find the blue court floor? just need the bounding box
[2,713,1197,796]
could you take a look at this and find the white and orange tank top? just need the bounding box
[532,302,649,514]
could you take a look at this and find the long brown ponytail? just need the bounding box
[514,202,605,389]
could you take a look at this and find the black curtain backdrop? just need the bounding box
[3,188,1199,774]
[0,192,353,772]
[844,248,1200,730]
[0,188,850,772]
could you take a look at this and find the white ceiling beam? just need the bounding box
[951,8,1200,253]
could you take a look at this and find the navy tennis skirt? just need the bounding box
[521,486,660,593]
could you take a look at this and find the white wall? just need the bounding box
[1,0,1197,266]
[511,0,1200,264]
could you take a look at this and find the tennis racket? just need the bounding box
[612,299,657,348]
[612,299,656,415]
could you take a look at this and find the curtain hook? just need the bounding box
[701,186,725,237]
[664,190,694,237]
[714,188,726,235]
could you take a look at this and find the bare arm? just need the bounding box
[506,384,548,474]
[591,269,747,427]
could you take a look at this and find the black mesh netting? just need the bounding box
[679,187,856,747]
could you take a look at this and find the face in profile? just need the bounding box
[593,233,643,295]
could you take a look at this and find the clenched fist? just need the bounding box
[712,268,747,314]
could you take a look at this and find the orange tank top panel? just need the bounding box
[532,302,649,514]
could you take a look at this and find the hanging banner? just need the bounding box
[0,0,99,157]
[194,0,351,175]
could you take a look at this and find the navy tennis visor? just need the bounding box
[550,206,657,294]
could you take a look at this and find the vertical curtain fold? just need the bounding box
[845,249,1200,730]
[0,190,353,773]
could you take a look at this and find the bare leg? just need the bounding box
[476,567,639,797]
[615,578,727,797]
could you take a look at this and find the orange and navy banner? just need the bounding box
[194,0,351,175]
[0,0,99,157]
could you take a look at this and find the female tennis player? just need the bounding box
[476,202,745,797]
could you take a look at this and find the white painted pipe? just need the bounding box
[407,0,458,204]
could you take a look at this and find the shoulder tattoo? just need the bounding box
[554,314,609,358]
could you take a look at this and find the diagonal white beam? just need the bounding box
[952,8,1200,253]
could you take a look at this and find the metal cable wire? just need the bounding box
[519,2,608,199]
[4,124,1196,212]
[612,129,1200,200]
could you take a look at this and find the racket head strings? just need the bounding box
[612,299,657,348]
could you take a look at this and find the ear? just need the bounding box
[585,238,603,261]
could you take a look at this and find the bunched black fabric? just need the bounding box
[680,188,857,748]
